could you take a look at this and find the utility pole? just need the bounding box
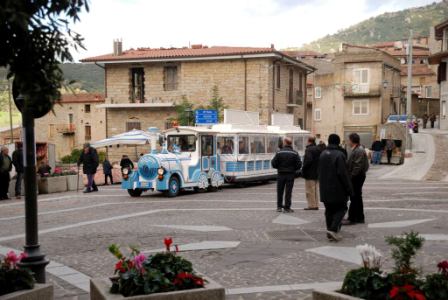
[406,30,413,117]
[8,79,14,144]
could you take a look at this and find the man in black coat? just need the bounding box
[318,134,353,241]
[0,146,13,200]
[271,137,302,213]
[12,144,23,199]
[302,136,320,210]
[78,143,99,193]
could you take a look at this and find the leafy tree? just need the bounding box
[174,96,195,126]
[207,85,227,122]
[0,1,89,115]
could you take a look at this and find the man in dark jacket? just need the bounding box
[0,146,13,200]
[12,144,24,199]
[344,133,369,225]
[103,159,113,185]
[271,137,302,213]
[319,134,353,241]
[371,137,383,165]
[302,136,320,210]
[78,143,99,193]
[120,155,134,171]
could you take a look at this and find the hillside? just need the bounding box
[299,0,448,53]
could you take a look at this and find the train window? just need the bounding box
[293,136,304,152]
[217,136,235,155]
[250,135,266,154]
[267,135,281,153]
[238,136,249,154]
[201,135,214,156]
[167,135,196,152]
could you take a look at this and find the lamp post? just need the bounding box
[15,93,49,283]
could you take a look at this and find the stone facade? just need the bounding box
[35,94,106,160]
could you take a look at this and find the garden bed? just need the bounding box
[37,176,67,194]
[0,283,53,300]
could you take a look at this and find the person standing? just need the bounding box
[318,134,353,241]
[344,133,369,225]
[422,114,428,129]
[78,143,99,193]
[12,144,24,199]
[385,135,395,165]
[120,155,134,171]
[302,136,320,210]
[0,146,13,200]
[371,137,383,165]
[271,137,302,213]
[430,114,437,129]
[103,158,113,185]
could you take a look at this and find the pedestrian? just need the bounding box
[413,120,419,133]
[318,134,353,241]
[317,140,326,152]
[343,133,369,225]
[0,146,13,200]
[103,158,113,185]
[37,160,51,177]
[302,136,320,210]
[385,135,395,165]
[12,143,24,199]
[78,143,99,193]
[271,137,302,213]
[120,155,134,171]
[430,114,436,129]
[371,136,383,165]
[422,114,428,129]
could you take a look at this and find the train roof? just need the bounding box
[164,124,309,135]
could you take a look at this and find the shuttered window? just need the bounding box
[85,125,91,141]
[164,66,178,91]
[126,121,141,131]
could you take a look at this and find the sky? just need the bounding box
[72,0,441,61]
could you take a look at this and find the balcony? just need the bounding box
[343,84,381,98]
[56,124,75,135]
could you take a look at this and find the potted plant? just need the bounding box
[313,232,447,300]
[0,250,53,299]
[90,238,225,300]
[64,168,83,191]
[37,167,68,194]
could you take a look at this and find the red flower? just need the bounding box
[115,260,126,273]
[390,285,426,300]
[438,260,448,275]
[164,237,173,251]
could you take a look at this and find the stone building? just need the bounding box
[429,18,448,130]
[81,42,314,160]
[310,44,402,146]
[35,93,106,159]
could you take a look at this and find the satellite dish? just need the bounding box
[12,78,53,119]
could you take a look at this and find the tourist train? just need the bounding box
[121,113,309,197]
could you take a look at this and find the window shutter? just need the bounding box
[438,62,447,84]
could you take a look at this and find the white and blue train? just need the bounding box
[121,124,308,197]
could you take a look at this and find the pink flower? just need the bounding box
[5,251,18,264]
[18,252,27,261]
[133,253,146,271]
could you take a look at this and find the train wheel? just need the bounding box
[127,189,143,197]
[165,176,180,198]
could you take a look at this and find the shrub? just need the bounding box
[0,251,35,296]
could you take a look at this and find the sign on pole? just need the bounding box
[195,109,218,125]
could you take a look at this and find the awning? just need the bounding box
[91,129,153,148]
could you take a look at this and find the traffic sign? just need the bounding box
[195,109,218,125]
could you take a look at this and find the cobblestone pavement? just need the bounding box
[1,164,448,299]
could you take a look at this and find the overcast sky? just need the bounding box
[72,0,441,61]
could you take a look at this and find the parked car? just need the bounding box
[386,114,416,125]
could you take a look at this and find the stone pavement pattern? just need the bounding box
[0,132,447,300]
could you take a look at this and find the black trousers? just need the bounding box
[348,174,366,223]
[277,173,295,209]
[104,174,113,185]
[0,172,10,199]
[387,150,393,164]
[324,202,348,232]
[431,121,435,128]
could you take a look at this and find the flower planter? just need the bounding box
[66,174,83,191]
[0,283,54,300]
[90,277,225,300]
[37,176,67,194]
[313,290,363,300]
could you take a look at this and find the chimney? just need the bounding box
[191,44,203,49]
[113,39,123,56]
[270,43,275,49]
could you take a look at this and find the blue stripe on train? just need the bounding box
[247,161,255,171]
[226,161,245,172]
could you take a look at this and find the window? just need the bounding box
[443,28,448,51]
[314,87,322,99]
[298,118,304,128]
[442,101,446,118]
[276,65,281,89]
[424,86,432,98]
[126,121,141,131]
[68,113,73,124]
[167,135,196,152]
[353,68,369,93]
[267,135,282,153]
[293,136,304,152]
[288,69,294,104]
[84,104,91,113]
[164,66,178,91]
[250,135,266,154]
[238,136,249,154]
[130,68,145,102]
[217,136,235,155]
[352,100,369,115]
[201,135,214,156]
[314,108,321,121]
[48,124,56,138]
[299,72,303,92]
[85,125,91,141]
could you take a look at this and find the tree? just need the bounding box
[207,85,227,122]
[0,1,89,114]
[174,96,195,126]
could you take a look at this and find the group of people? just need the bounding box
[370,136,396,165]
[272,133,369,242]
[422,113,437,129]
[0,145,23,200]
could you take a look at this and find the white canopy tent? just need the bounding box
[91,129,153,148]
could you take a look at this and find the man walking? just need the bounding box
[430,114,437,129]
[0,146,13,200]
[271,137,302,213]
[385,135,395,165]
[103,158,113,185]
[78,143,99,193]
[302,136,320,210]
[318,134,353,241]
[422,114,428,129]
[12,144,24,199]
[370,136,383,165]
[344,133,369,225]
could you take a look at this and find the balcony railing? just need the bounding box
[56,124,75,135]
[343,84,381,98]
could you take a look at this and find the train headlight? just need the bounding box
[157,167,165,180]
